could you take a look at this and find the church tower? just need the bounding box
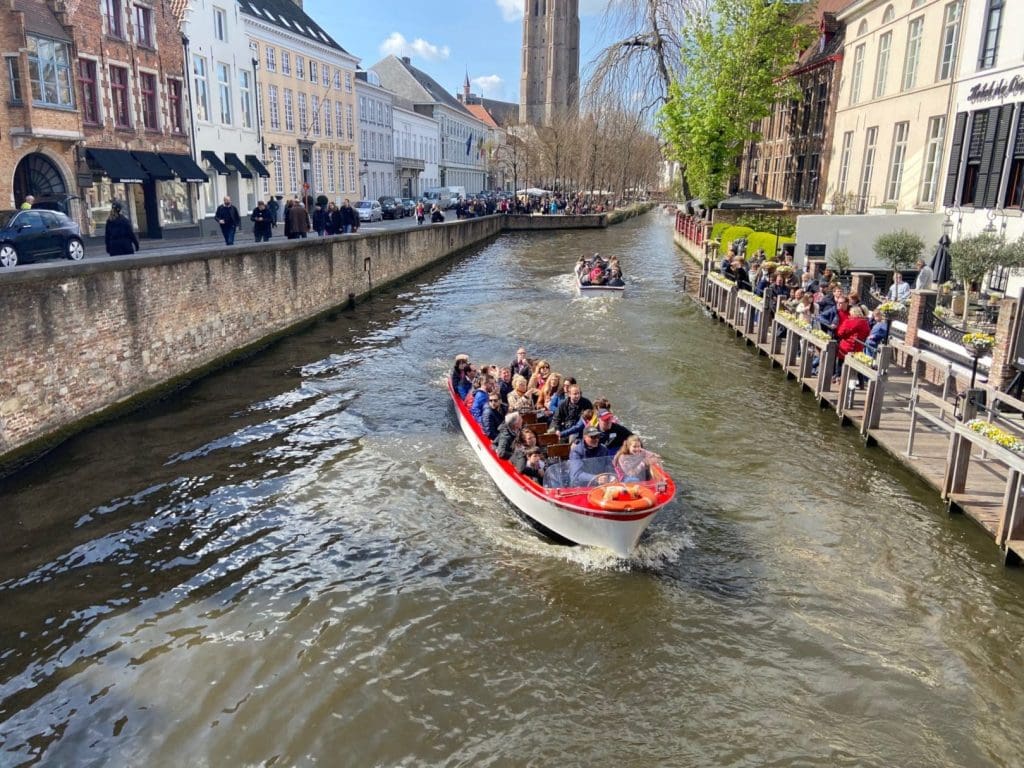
[519,0,579,126]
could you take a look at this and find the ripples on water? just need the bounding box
[2,214,1024,766]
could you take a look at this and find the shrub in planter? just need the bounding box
[719,225,754,255]
[711,222,732,242]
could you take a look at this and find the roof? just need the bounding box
[237,0,347,53]
[479,97,519,128]
[371,55,472,118]
[465,104,498,129]
[12,0,71,42]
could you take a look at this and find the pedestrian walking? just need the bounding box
[415,201,425,225]
[215,196,241,245]
[312,204,329,237]
[286,200,310,239]
[250,200,273,243]
[104,201,138,256]
[267,197,280,231]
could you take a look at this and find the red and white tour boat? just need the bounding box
[449,379,675,557]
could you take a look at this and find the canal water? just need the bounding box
[2,214,1024,766]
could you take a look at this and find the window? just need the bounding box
[168,78,184,132]
[849,44,865,105]
[6,56,21,102]
[327,149,335,191]
[345,72,352,92]
[287,146,298,193]
[109,64,130,127]
[193,54,209,121]
[937,2,961,80]
[298,91,307,132]
[104,0,123,37]
[216,62,231,124]
[1005,158,1024,208]
[281,51,291,76]
[321,63,330,87]
[885,121,910,201]
[311,95,320,136]
[268,84,280,130]
[323,98,332,136]
[978,0,1002,69]
[213,7,227,41]
[77,59,99,123]
[814,82,827,133]
[348,154,355,190]
[295,55,305,80]
[309,60,317,83]
[859,126,878,210]
[134,5,153,47]
[335,101,343,137]
[273,147,283,194]
[837,131,854,194]
[901,17,924,90]
[27,36,74,107]
[333,68,340,89]
[284,88,294,131]
[920,116,946,204]
[961,111,989,203]
[874,32,891,98]
[882,4,895,22]
[793,155,805,203]
[346,104,354,139]
[239,69,252,129]
[139,71,157,129]
[800,88,812,134]
[265,46,276,73]
[315,149,324,192]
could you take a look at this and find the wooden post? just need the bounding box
[818,341,837,396]
[944,388,983,498]
[997,469,1022,547]
[866,345,892,430]
[757,293,774,348]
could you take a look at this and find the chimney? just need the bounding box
[401,56,411,65]
[291,0,302,7]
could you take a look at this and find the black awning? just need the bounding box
[201,150,231,176]
[159,153,209,183]
[224,152,253,179]
[131,151,175,181]
[85,148,149,183]
[245,154,271,178]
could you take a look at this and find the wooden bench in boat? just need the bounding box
[546,443,571,461]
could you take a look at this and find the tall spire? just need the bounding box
[463,70,471,101]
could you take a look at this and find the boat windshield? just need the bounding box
[543,455,615,489]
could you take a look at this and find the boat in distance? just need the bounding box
[575,271,625,294]
[448,380,675,557]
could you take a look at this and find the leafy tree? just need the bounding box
[829,246,852,276]
[949,233,1020,323]
[658,0,814,207]
[873,230,925,273]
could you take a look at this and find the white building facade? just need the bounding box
[355,71,395,200]
[180,0,265,226]
[392,103,439,197]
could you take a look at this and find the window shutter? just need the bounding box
[943,112,967,206]
[972,107,1001,208]
[1014,107,1024,157]
[982,104,1015,208]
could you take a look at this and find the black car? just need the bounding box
[0,209,85,267]
[378,196,405,220]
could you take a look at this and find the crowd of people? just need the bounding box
[716,247,922,379]
[450,348,662,489]
[575,253,625,287]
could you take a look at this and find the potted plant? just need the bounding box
[873,230,925,275]
[962,332,995,357]
[829,246,852,277]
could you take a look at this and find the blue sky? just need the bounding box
[307,0,611,104]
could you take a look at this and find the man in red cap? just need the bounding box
[595,409,633,452]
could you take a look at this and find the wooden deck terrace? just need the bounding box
[698,267,1024,566]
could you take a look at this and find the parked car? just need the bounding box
[378,196,405,219]
[0,208,85,267]
[401,198,417,217]
[355,200,383,222]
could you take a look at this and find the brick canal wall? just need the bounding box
[0,216,502,465]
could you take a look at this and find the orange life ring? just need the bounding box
[587,483,657,512]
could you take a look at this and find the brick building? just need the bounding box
[740,3,847,211]
[74,0,202,239]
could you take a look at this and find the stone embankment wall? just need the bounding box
[502,213,607,230]
[0,217,502,464]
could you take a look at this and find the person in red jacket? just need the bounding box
[834,304,871,380]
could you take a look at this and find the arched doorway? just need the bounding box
[13,152,68,210]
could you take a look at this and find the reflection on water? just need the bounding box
[2,214,1024,766]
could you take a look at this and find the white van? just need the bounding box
[447,186,467,203]
[423,187,454,210]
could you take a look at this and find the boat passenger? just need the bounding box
[497,366,513,402]
[451,355,472,399]
[548,376,575,415]
[613,435,659,482]
[560,408,594,444]
[596,409,634,452]
[588,265,606,285]
[510,347,532,380]
[553,385,593,435]
[507,374,534,412]
[535,373,562,416]
[568,427,614,486]
[514,446,546,483]
[606,267,625,287]
[492,412,523,459]
[470,376,495,423]
[480,390,506,440]
[528,360,551,392]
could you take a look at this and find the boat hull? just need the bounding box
[450,382,673,557]
[575,273,625,294]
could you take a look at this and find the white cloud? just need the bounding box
[379,32,451,62]
[472,75,505,98]
[496,0,523,21]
